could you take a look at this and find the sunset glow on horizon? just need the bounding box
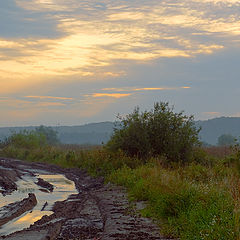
[0,0,239,126]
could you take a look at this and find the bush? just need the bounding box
[107,102,200,163]
[35,125,60,145]
[218,134,236,146]
[4,130,47,149]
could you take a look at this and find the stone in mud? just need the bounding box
[0,193,37,227]
[35,178,54,192]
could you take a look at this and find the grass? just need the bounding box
[203,146,234,158]
[107,160,238,239]
[0,139,239,239]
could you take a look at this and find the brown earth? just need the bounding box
[0,158,172,240]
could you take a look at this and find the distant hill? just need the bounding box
[55,122,115,145]
[0,122,115,145]
[0,117,240,145]
[196,117,240,145]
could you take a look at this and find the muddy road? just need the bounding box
[0,158,169,240]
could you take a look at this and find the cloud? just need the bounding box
[92,93,132,98]
[85,86,191,101]
[201,112,222,119]
[0,97,68,109]
[203,112,221,115]
[24,96,74,100]
[134,87,173,91]
[102,86,191,92]
[0,0,239,125]
[36,102,66,107]
[133,87,191,91]
[15,0,75,12]
[1,0,238,86]
[0,1,59,38]
[0,93,120,126]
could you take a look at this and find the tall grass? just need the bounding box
[203,146,234,158]
[107,160,238,239]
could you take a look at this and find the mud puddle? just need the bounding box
[0,173,77,236]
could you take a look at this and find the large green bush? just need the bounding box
[107,102,200,163]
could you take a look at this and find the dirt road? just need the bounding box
[0,158,170,240]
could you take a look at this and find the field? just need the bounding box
[1,138,239,240]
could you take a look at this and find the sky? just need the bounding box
[0,0,240,126]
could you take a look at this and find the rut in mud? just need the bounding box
[0,158,171,240]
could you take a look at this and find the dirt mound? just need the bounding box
[0,169,18,196]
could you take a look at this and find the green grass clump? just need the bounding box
[107,163,237,239]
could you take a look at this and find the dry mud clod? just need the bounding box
[36,178,54,192]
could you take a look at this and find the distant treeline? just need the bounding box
[1,117,240,145]
[0,122,114,145]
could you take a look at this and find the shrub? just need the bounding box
[218,134,236,146]
[4,130,47,149]
[35,125,60,145]
[107,102,200,163]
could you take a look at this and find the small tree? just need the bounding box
[107,102,200,163]
[35,126,59,145]
[217,134,236,146]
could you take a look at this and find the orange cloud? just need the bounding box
[181,86,191,89]
[134,87,172,91]
[102,87,133,92]
[102,86,191,92]
[92,93,132,98]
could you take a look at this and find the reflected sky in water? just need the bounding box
[0,173,78,236]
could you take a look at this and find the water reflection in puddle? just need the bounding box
[0,173,78,236]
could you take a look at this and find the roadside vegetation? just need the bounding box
[0,103,239,240]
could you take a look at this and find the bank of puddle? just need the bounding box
[0,173,78,236]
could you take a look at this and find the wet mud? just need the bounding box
[0,193,37,227]
[0,158,171,240]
